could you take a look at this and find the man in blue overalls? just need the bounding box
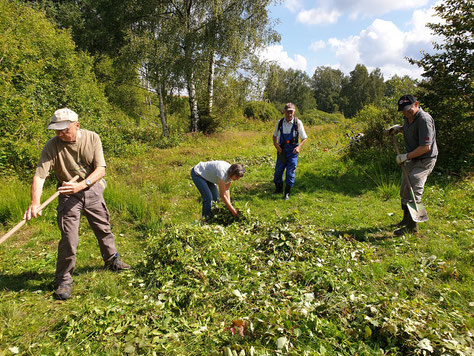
[273,103,308,200]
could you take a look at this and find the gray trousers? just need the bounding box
[400,157,436,205]
[56,179,117,286]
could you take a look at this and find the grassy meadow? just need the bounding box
[0,120,472,355]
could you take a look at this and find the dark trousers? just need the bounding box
[56,179,118,286]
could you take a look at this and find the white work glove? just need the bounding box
[396,153,408,164]
[386,124,402,135]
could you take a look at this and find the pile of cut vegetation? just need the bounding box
[138,217,473,355]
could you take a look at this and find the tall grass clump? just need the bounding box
[362,162,401,200]
[0,178,31,225]
[103,182,165,234]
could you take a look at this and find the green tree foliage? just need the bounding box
[340,64,386,118]
[212,75,254,124]
[29,0,136,57]
[0,0,130,175]
[119,0,278,133]
[309,64,386,118]
[409,0,473,171]
[27,0,149,116]
[263,65,316,113]
[383,75,418,106]
[311,66,344,113]
[367,68,385,106]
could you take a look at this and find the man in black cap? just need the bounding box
[386,95,438,236]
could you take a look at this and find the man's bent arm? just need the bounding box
[58,166,106,194]
[407,145,431,160]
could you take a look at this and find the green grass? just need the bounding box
[0,121,472,355]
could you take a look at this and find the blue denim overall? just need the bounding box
[273,127,298,187]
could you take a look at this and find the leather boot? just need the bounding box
[274,182,283,194]
[394,212,418,236]
[391,204,410,228]
[284,185,291,200]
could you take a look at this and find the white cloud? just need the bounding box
[258,45,308,71]
[284,0,303,13]
[310,40,326,52]
[297,7,341,25]
[296,0,430,25]
[326,5,441,79]
[334,0,430,18]
[328,36,361,72]
[404,5,444,59]
[358,19,405,65]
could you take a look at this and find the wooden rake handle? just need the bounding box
[0,175,80,246]
[392,135,417,201]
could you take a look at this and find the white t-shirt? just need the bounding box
[193,161,232,184]
[273,118,308,142]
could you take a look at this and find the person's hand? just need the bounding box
[293,146,301,154]
[385,124,402,135]
[396,153,408,165]
[57,181,85,195]
[275,144,282,153]
[231,208,238,216]
[24,204,42,221]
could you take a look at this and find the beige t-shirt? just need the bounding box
[35,129,106,182]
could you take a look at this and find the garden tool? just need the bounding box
[0,175,79,245]
[392,135,428,222]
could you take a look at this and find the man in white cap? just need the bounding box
[24,108,130,300]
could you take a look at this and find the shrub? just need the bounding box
[300,108,345,126]
[197,109,223,134]
[243,101,281,122]
[0,1,134,176]
[342,105,399,164]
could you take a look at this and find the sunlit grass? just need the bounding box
[0,121,472,355]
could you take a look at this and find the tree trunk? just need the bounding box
[157,79,169,138]
[187,75,200,132]
[207,50,215,114]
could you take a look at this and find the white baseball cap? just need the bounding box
[48,108,78,130]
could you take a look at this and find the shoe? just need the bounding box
[390,204,410,228]
[394,215,418,236]
[274,182,283,194]
[284,185,291,200]
[107,257,131,272]
[55,284,72,300]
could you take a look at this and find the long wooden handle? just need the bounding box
[392,135,417,202]
[0,175,80,245]
[392,134,401,155]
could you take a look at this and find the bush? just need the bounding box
[197,109,223,134]
[300,108,345,126]
[344,105,400,167]
[0,1,135,176]
[243,101,281,122]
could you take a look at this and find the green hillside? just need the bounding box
[1,123,472,355]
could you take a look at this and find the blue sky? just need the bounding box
[260,0,443,79]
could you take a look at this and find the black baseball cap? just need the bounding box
[397,95,417,111]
